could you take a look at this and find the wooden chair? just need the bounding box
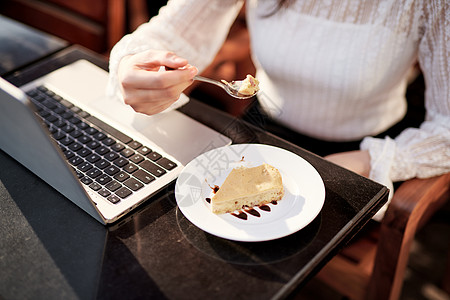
[315,172,450,300]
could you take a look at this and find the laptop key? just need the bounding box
[86,153,101,163]
[104,152,119,161]
[70,106,82,113]
[63,150,75,159]
[93,132,107,141]
[95,146,110,155]
[85,127,98,135]
[111,143,125,152]
[39,110,50,118]
[105,180,121,192]
[78,111,90,118]
[140,160,166,177]
[68,156,83,166]
[61,124,75,133]
[96,174,112,185]
[89,182,102,191]
[59,136,74,146]
[48,125,58,134]
[137,146,152,155]
[86,140,101,149]
[78,162,93,172]
[54,107,66,115]
[134,169,155,184]
[59,99,74,109]
[114,171,130,182]
[80,176,93,185]
[102,137,116,146]
[156,157,177,170]
[37,86,48,93]
[74,169,84,179]
[77,122,90,130]
[95,159,110,170]
[120,148,134,158]
[70,129,83,138]
[86,168,102,178]
[115,187,132,199]
[53,119,67,128]
[53,131,66,140]
[124,178,144,191]
[45,114,58,123]
[78,135,92,144]
[124,163,138,174]
[68,116,81,124]
[104,165,120,176]
[77,148,92,157]
[98,188,111,198]
[128,141,142,150]
[68,142,83,151]
[42,99,57,110]
[147,151,162,161]
[107,194,121,204]
[113,157,128,167]
[61,111,74,119]
[44,89,55,97]
[130,154,144,164]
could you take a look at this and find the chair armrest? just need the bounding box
[384,173,450,230]
[367,173,450,300]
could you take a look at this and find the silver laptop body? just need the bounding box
[0,60,231,224]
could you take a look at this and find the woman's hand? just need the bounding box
[118,49,198,115]
[325,150,371,177]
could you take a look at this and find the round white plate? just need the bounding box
[175,144,325,242]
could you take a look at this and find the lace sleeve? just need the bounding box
[361,0,450,188]
[107,0,244,98]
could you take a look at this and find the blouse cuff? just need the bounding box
[360,136,396,221]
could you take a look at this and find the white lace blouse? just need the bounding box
[108,0,450,218]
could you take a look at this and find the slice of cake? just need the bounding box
[238,74,259,96]
[211,163,284,214]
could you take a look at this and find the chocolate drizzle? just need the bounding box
[213,185,220,194]
[231,211,248,220]
[205,179,220,194]
[259,205,271,212]
[244,208,260,217]
[230,201,278,220]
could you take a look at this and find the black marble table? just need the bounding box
[0,45,389,300]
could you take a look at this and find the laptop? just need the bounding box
[0,59,231,224]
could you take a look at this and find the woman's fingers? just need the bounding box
[122,65,197,90]
[117,50,198,115]
[131,50,188,71]
[121,76,195,114]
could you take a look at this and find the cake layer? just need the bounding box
[238,74,259,96]
[211,163,284,214]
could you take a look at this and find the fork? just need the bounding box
[194,75,257,99]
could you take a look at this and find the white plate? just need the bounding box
[175,144,325,242]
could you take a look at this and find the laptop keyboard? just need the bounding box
[26,85,177,205]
